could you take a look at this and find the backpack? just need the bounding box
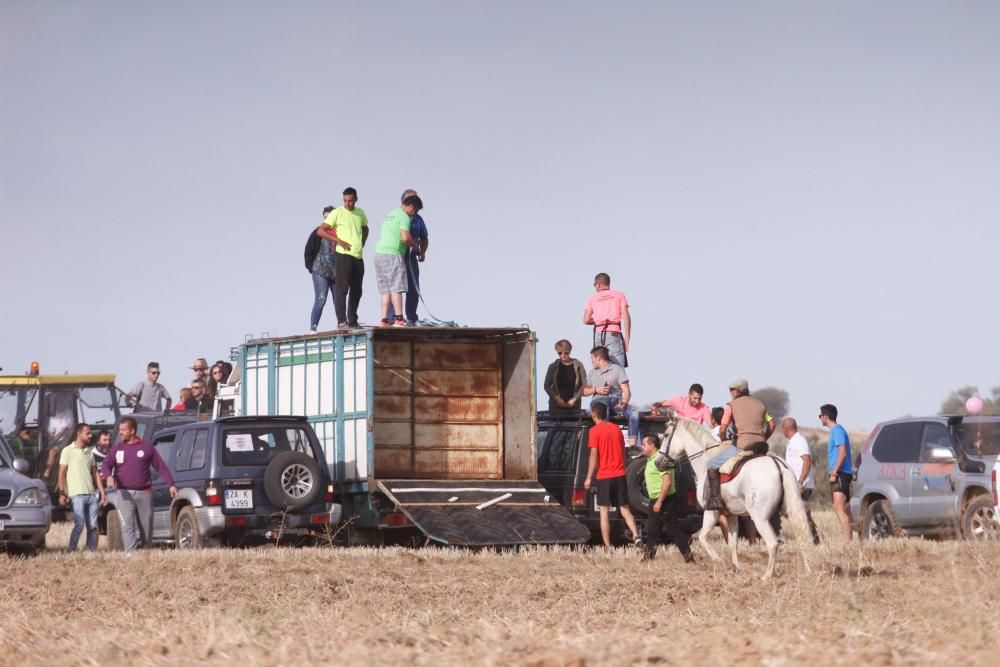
[304,228,322,272]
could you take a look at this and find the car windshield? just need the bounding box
[221,425,318,467]
[0,435,11,467]
[956,421,1000,456]
[0,387,39,439]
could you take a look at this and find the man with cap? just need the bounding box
[190,358,209,386]
[703,378,775,511]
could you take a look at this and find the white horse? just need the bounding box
[659,418,813,580]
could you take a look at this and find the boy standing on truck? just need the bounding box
[583,402,640,548]
[639,435,693,562]
[374,195,422,327]
[317,187,369,329]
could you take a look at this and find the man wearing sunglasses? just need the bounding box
[126,362,172,413]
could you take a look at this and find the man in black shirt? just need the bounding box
[183,379,214,419]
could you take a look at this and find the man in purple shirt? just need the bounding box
[102,416,177,553]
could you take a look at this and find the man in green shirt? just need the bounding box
[317,187,369,328]
[374,194,422,326]
[58,423,107,552]
[640,435,694,562]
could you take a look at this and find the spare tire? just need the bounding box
[264,451,323,511]
[626,456,651,515]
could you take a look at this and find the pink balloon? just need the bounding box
[965,396,984,415]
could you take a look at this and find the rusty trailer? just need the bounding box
[239,327,589,546]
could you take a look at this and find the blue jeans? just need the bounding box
[69,493,99,552]
[591,397,639,443]
[310,273,336,329]
[708,445,742,470]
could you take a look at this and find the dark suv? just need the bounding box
[536,411,703,544]
[100,416,342,548]
[851,415,999,541]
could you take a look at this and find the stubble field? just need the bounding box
[2,512,998,666]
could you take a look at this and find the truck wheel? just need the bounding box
[106,509,125,551]
[174,507,202,549]
[862,500,900,540]
[264,451,323,510]
[962,496,999,541]
[625,457,651,515]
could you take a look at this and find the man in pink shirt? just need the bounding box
[583,272,631,367]
[650,383,711,425]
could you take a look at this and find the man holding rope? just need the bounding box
[388,188,429,326]
[583,272,630,368]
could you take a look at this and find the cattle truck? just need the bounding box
[237,327,590,547]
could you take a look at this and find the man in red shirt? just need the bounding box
[583,402,640,548]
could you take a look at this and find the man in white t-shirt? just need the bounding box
[782,417,820,544]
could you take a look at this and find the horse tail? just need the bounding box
[780,465,814,554]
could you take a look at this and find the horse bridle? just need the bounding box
[657,418,725,466]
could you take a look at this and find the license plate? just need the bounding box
[224,489,253,510]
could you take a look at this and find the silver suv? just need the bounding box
[851,416,999,540]
[0,433,52,552]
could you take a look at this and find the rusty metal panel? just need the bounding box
[414,370,498,396]
[414,396,499,423]
[413,341,498,370]
[375,367,413,393]
[373,446,413,478]
[414,423,501,450]
[373,340,412,367]
[375,395,411,420]
[374,420,412,446]
[414,449,502,478]
[502,333,536,480]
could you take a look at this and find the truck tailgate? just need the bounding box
[377,480,591,546]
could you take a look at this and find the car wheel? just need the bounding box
[106,509,125,551]
[625,456,651,515]
[264,451,323,510]
[961,496,999,541]
[862,499,900,540]
[174,507,203,549]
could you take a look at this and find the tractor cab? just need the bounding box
[0,365,126,497]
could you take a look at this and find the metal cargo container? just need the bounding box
[239,327,589,546]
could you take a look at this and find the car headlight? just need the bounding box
[13,487,46,506]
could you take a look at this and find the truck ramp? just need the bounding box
[377,480,591,546]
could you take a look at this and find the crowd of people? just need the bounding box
[125,357,235,419]
[308,187,430,331]
[543,272,856,560]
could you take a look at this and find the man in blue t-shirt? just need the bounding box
[820,403,854,541]
[388,188,430,325]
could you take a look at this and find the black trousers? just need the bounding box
[645,494,691,556]
[334,255,364,326]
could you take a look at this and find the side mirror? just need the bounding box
[927,446,956,463]
[13,458,30,475]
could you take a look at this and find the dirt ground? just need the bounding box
[2,512,997,666]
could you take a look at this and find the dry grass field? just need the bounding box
[2,512,998,666]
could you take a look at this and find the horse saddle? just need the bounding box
[719,444,770,483]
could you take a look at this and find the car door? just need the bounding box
[869,422,923,526]
[151,433,180,539]
[908,422,959,526]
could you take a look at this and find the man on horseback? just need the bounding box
[704,378,775,511]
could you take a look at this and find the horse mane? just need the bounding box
[672,418,718,451]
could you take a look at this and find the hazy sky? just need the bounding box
[3,2,998,429]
